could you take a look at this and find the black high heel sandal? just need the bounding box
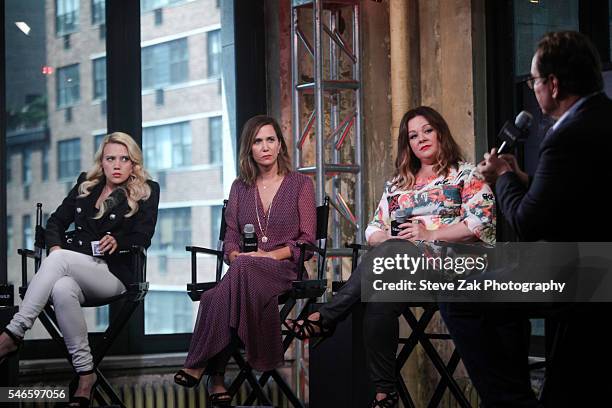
[370,391,399,408]
[174,369,204,388]
[0,328,23,365]
[63,370,97,408]
[207,373,232,406]
[284,314,336,340]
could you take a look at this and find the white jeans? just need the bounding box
[7,249,126,372]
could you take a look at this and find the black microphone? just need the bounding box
[242,224,258,252]
[497,111,533,154]
[391,209,409,236]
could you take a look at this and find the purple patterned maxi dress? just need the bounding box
[185,171,316,371]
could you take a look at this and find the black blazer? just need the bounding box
[45,172,160,286]
[496,92,612,242]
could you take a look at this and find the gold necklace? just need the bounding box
[255,190,272,243]
[259,175,280,190]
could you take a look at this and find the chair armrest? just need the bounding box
[122,245,147,283]
[297,242,326,281]
[17,248,37,259]
[18,248,44,290]
[186,245,223,257]
[297,241,325,256]
[186,245,225,285]
[346,242,371,273]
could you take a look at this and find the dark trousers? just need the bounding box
[318,242,422,394]
[438,302,539,408]
[439,302,612,408]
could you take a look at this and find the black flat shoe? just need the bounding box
[174,369,204,388]
[371,392,399,408]
[208,391,232,406]
[284,315,335,340]
[0,328,23,365]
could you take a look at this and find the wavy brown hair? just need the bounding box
[79,132,152,219]
[392,106,463,190]
[238,115,292,185]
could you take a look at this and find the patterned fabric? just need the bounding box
[365,162,496,245]
[185,171,316,372]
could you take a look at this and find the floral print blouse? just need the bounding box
[365,162,496,245]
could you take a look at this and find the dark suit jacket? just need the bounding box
[496,92,612,242]
[45,172,160,286]
[494,93,612,406]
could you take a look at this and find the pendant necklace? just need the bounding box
[255,189,272,243]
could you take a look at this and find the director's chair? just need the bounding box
[346,240,478,408]
[185,196,329,407]
[18,203,148,408]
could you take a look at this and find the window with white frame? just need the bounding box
[209,116,222,164]
[56,0,79,35]
[92,57,106,100]
[207,29,221,78]
[151,207,192,252]
[56,64,80,108]
[91,0,105,25]
[142,39,188,90]
[57,138,81,180]
[143,121,191,172]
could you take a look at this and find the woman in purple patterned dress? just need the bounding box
[174,116,316,405]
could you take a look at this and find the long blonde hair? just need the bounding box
[79,132,152,219]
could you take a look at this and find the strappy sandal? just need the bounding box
[208,391,232,406]
[61,370,97,408]
[206,373,232,406]
[174,369,204,388]
[370,391,399,408]
[284,315,335,340]
[0,328,23,365]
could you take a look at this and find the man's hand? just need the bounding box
[499,154,529,187]
[477,148,513,185]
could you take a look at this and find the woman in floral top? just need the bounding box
[287,106,496,408]
[367,161,495,246]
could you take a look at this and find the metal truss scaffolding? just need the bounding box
[291,0,364,280]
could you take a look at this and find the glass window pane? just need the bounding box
[91,0,105,25]
[207,29,221,77]
[56,0,79,35]
[209,115,222,164]
[56,63,80,108]
[513,0,579,76]
[5,1,108,338]
[92,57,106,100]
[141,38,188,90]
[142,0,232,334]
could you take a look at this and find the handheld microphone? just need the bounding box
[242,224,258,252]
[497,111,533,154]
[391,209,409,236]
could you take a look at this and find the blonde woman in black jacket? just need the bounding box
[0,132,159,407]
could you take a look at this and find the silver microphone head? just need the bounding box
[514,110,533,131]
[244,224,255,234]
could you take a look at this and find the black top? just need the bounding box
[45,172,160,286]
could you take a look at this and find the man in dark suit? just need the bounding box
[440,31,612,407]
